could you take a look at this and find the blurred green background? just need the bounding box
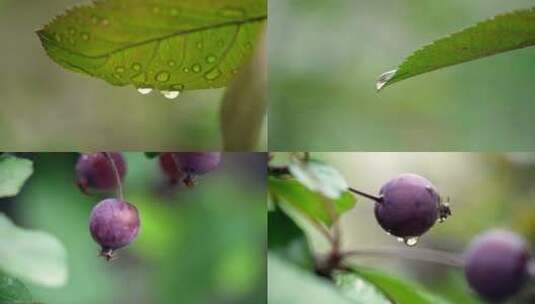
[0,0,266,150]
[304,153,535,303]
[1,152,266,304]
[269,0,535,151]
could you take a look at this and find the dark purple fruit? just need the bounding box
[159,153,185,185]
[465,230,529,302]
[89,198,140,260]
[161,152,221,187]
[375,173,442,238]
[76,152,126,194]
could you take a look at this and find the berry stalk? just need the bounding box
[103,152,124,200]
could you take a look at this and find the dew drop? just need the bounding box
[192,64,202,73]
[115,66,125,73]
[168,60,176,67]
[132,63,142,71]
[137,87,153,95]
[171,84,185,91]
[396,237,404,243]
[161,90,180,99]
[204,69,221,81]
[156,71,170,82]
[68,38,75,45]
[183,67,190,73]
[196,42,203,49]
[219,7,246,18]
[404,237,419,247]
[81,33,89,41]
[376,69,397,91]
[206,55,217,64]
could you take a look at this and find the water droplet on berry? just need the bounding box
[376,69,397,91]
[404,237,419,247]
[137,87,153,95]
[161,90,180,99]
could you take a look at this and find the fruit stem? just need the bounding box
[342,247,465,267]
[103,152,124,200]
[348,187,383,203]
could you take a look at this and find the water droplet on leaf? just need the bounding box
[132,63,141,71]
[101,19,110,26]
[137,87,153,95]
[192,64,201,73]
[81,33,89,41]
[376,69,397,91]
[156,71,170,82]
[68,28,76,35]
[168,60,176,67]
[219,7,246,18]
[206,55,217,63]
[204,69,221,81]
[115,66,125,73]
[161,90,180,99]
[183,67,190,73]
[196,42,203,49]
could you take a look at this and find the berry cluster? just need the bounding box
[75,152,221,261]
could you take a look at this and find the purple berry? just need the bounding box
[89,198,140,260]
[162,153,221,187]
[76,152,126,194]
[465,230,529,302]
[375,173,443,238]
[159,153,185,185]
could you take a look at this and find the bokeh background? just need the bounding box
[0,153,266,304]
[269,0,535,151]
[0,0,266,150]
[306,153,535,303]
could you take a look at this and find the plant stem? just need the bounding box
[342,247,465,267]
[103,152,124,200]
[348,187,383,203]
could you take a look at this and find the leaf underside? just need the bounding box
[0,272,33,303]
[37,0,267,91]
[0,155,33,199]
[379,7,535,90]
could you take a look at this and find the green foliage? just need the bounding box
[354,269,451,304]
[268,176,356,225]
[37,0,267,91]
[289,159,348,199]
[379,7,535,90]
[0,155,32,198]
[0,273,33,304]
[335,272,391,304]
[268,254,354,304]
[0,214,67,288]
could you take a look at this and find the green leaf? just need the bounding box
[354,269,451,304]
[0,155,33,198]
[268,254,354,304]
[268,207,314,270]
[144,152,160,159]
[0,213,68,287]
[37,0,267,91]
[378,7,535,90]
[0,273,33,304]
[335,272,391,304]
[221,29,266,151]
[269,177,356,225]
[289,160,348,199]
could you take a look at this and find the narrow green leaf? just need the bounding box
[378,7,535,90]
[354,269,451,304]
[37,0,267,91]
[0,273,33,304]
[0,213,68,287]
[0,155,33,198]
[289,160,348,200]
[268,177,356,225]
[221,29,266,151]
[335,272,391,304]
[268,254,354,304]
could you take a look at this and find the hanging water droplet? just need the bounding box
[204,69,221,81]
[161,90,180,99]
[376,69,397,91]
[137,87,153,95]
[404,237,419,247]
[206,55,217,64]
[155,71,170,82]
[132,63,141,71]
[192,64,202,73]
[396,237,404,243]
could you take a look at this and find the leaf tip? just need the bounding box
[376,69,397,92]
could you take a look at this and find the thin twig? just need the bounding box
[342,247,465,268]
[103,152,124,200]
[348,187,383,203]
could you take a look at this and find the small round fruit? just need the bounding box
[375,173,441,238]
[465,230,529,302]
[159,153,185,184]
[89,198,140,260]
[76,152,126,194]
[172,152,221,175]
